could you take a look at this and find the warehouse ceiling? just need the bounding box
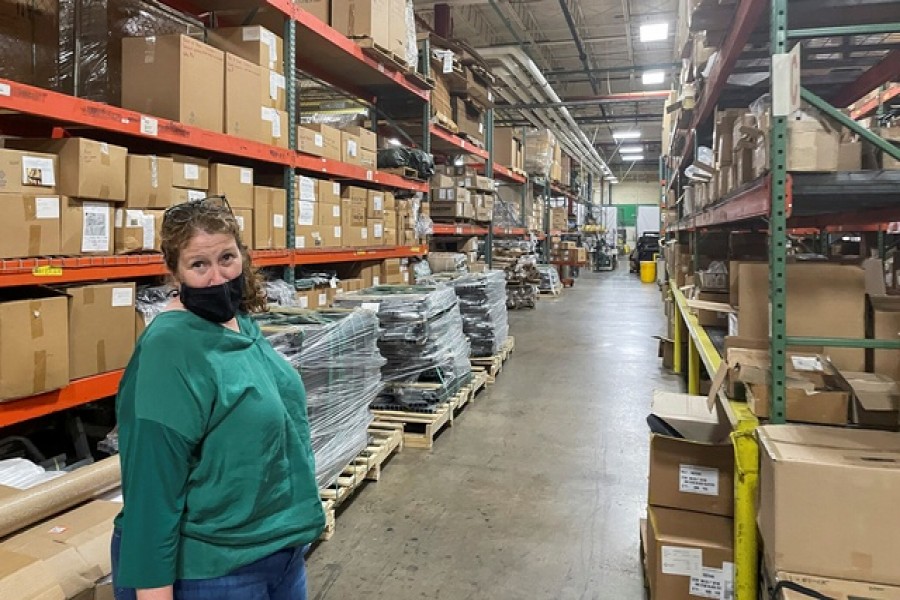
[414,0,678,182]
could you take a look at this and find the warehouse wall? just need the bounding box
[608,181,659,205]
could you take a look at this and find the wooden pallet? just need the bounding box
[320,499,336,541]
[372,396,456,450]
[433,112,459,134]
[381,166,422,181]
[451,381,475,416]
[356,38,407,71]
[470,336,515,384]
[469,367,489,400]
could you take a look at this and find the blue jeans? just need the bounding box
[111,529,309,600]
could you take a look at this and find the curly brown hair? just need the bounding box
[160,200,267,313]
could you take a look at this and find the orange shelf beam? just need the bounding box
[294,246,426,263]
[430,125,490,160]
[294,153,428,192]
[431,224,489,236]
[0,371,123,428]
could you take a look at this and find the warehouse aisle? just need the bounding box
[307,265,680,600]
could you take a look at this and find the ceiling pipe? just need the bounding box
[501,90,671,110]
[557,0,600,95]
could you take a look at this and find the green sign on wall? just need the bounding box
[617,204,638,227]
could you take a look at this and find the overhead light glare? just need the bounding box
[613,131,641,140]
[640,23,669,42]
[619,145,643,154]
[625,155,645,161]
[642,70,665,85]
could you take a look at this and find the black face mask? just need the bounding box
[179,275,244,323]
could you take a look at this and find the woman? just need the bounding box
[112,196,325,600]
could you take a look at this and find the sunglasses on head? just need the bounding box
[163,195,234,225]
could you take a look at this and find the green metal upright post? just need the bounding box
[283,18,297,285]
[420,38,431,155]
[520,127,527,227]
[485,108,494,268]
[543,180,551,262]
[769,0,789,424]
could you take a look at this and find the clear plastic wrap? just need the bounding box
[299,112,366,130]
[135,284,174,327]
[427,252,468,274]
[536,264,561,292]
[0,0,61,91]
[333,286,471,410]
[524,129,556,177]
[441,271,509,357]
[256,308,385,488]
[0,459,65,489]
[265,279,301,307]
[506,283,538,309]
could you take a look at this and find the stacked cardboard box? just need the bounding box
[642,392,735,599]
[430,167,495,223]
[493,128,524,172]
[331,0,412,67]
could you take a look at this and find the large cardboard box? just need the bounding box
[296,176,318,203]
[298,124,342,161]
[387,0,407,59]
[126,155,173,209]
[0,288,69,401]
[0,149,57,194]
[0,193,61,258]
[319,180,342,205]
[171,188,207,204]
[341,187,368,225]
[225,53,264,141]
[260,108,289,149]
[738,262,866,371]
[331,0,390,49]
[0,548,65,600]
[66,283,136,380]
[231,208,253,240]
[296,0,330,22]
[342,126,377,153]
[296,200,317,228]
[261,68,286,111]
[646,506,734,599]
[493,128,523,169]
[788,120,840,172]
[114,208,163,254]
[319,199,342,228]
[839,371,900,429]
[208,164,254,209]
[864,258,900,380]
[773,572,900,600]
[433,187,471,203]
[253,186,287,250]
[341,131,362,165]
[368,218,384,245]
[121,35,225,133]
[342,224,368,247]
[8,138,127,202]
[367,190,385,219]
[209,26,284,73]
[758,425,900,585]
[61,199,114,256]
[429,201,470,220]
[171,155,210,190]
[0,501,120,599]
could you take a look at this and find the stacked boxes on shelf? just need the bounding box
[493,128,525,173]
[429,166,495,223]
[331,0,413,67]
[549,239,586,265]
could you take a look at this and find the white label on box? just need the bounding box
[260,29,278,66]
[22,156,55,186]
[273,214,284,228]
[297,201,315,226]
[791,355,824,372]
[479,122,484,134]
[679,464,719,496]
[329,277,338,289]
[299,296,309,308]
[183,163,199,181]
[295,236,305,249]
[361,302,380,312]
[439,189,448,200]
[0,82,10,96]
[35,197,60,219]
[722,563,735,600]
[366,170,373,181]
[81,201,110,253]
[348,139,358,157]
[314,133,324,148]
[270,72,285,99]
[299,177,316,201]
[270,111,282,138]
[140,115,158,136]
[234,216,245,231]
[112,287,134,308]
[318,293,327,306]
[334,226,341,237]
[440,51,453,74]
[333,183,341,196]
[141,213,155,249]
[149,156,159,188]
[332,205,340,218]
[361,228,368,240]
[99,142,109,155]
[689,567,723,599]
[240,168,253,185]
[488,91,493,103]
[188,189,205,201]
[402,272,409,283]
[242,27,260,41]
[374,223,383,237]
[373,195,383,211]
[661,546,703,577]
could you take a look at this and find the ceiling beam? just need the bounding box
[545,62,681,79]
[831,49,900,108]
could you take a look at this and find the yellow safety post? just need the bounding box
[688,337,700,395]
[672,290,684,374]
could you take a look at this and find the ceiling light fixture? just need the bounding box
[640,23,669,42]
[625,155,645,161]
[612,131,641,140]
[619,145,643,154]
[642,70,665,85]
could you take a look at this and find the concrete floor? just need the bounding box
[307,265,681,600]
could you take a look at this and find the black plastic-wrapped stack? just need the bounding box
[434,271,509,357]
[334,285,471,411]
[256,308,385,488]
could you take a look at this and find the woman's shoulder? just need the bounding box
[138,311,203,353]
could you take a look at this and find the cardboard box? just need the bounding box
[319,199,342,228]
[0,548,65,600]
[296,0,330,22]
[387,0,407,59]
[758,425,900,585]
[232,209,253,239]
[342,126,377,152]
[429,201,470,220]
[114,208,163,253]
[0,193,61,258]
[253,186,287,250]
[773,572,900,600]
[121,35,225,133]
[788,120,840,172]
[295,176,318,203]
[171,188,207,204]
[738,262,866,371]
[0,288,69,401]
[340,278,364,293]
[171,155,210,190]
[209,26,284,73]
[367,190,385,218]
[61,199,114,256]
[319,180,342,204]
[382,226,398,246]
[261,68,286,111]
[296,200,317,228]
[66,283,136,380]
[838,141,862,171]
[431,174,455,188]
[341,187,368,225]
[260,108,288,148]
[208,164,254,209]
[331,0,390,49]
[359,148,376,170]
[8,138,127,202]
[458,175,494,192]
[224,53,264,141]
[839,371,900,429]
[341,131,362,165]
[298,124,342,161]
[0,148,57,194]
[317,223,343,248]
[126,155,173,209]
[646,506,734,599]
[433,187,471,203]
[493,128,522,169]
[864,258,900,380]
[342,225,368,247]
[368,218,384,245]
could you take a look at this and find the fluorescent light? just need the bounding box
[609,178,619,184]
[612,131,641,140]
[640,23,669,42]
[625,155,645,161]
[642,70,665,85]
[388,138,401,146]
[619,145,643,154]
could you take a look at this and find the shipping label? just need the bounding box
[297,201,315,226]
[679,464,720,496]
[689,567,723,599]
[112,287,135,308]
[81,202,110,252]
[240,168,253,185]
[273,214,284,228]
[35,197,60,220]
[661,545,703,577]
[22,156,55,186]
[141,213,155,249]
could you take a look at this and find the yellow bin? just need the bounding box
[640,260,657,283]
